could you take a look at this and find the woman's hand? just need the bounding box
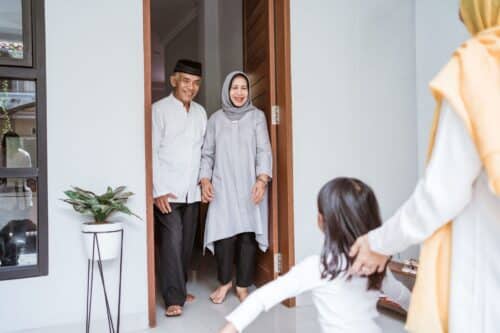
[200,178,215,203]
[251,180,267,204]
[349,235,390,276]
[218,322,238,333]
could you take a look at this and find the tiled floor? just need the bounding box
[19,254,408,333]
[141,254,407,333]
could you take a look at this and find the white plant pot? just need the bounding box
[81,222,123,261]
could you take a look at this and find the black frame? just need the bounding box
[0,0,47,280]
[0,0,33,67]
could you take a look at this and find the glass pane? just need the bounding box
[0,0,24,60]
[0,79,37,168]
[0,177,37,267]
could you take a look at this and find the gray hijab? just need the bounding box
[221,71,256,121]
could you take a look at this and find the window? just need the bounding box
[0,0,32,67]
[0,0,47,280]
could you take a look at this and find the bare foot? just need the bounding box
[210,282,232,304]
[236,286,249,302]
[186,293,196,303]
[165,305,182,317]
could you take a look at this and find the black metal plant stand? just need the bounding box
[84,229,124,333]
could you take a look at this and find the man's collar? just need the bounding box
[170,93,191,111]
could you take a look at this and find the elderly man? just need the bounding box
[350,1,500,332]
[153,59,206,317]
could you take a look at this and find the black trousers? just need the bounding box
[154,202,199,307]
[214,232,257,288]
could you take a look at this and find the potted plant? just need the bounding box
[62,186,141,261]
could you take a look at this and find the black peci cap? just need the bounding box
[173,59,202,76]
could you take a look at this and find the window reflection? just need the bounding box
[0,79,36,168]
[0,177,37,267]
[0,0,24,60]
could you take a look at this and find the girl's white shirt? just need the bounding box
[226,254,410,333]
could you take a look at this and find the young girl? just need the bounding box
[219,177,411,333]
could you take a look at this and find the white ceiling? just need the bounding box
[151,0,199,41]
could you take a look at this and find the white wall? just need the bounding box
[290,0,418,297]
[0,0,149,331]
[415,0,469,171]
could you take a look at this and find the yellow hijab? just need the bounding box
[406,1,500,332]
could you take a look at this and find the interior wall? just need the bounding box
[415,0,469,172]
[198,0,221,114]
[164,18,200,98]
[152,31,166,102]
[218,0,243,80]
[154,0,242,115]
[0,0,149,331]
[290,0,418,306]
[198,0,243,115]
[152,31,165,84]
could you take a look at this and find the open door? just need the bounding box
[144,0,296,325]
[243,0,279,285]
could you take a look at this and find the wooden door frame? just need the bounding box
[142,0,295,326]
[243,0,279,286]
[142,0,156,327]
[274,0,295,308]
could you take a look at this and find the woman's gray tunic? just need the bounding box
[199,108,272,254]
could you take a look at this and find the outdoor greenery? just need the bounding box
[0,79,13,136]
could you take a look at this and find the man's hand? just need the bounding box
[154,193,177,214]
[218,322,238,333]
[251,180,266,204]
[200,178,214,203]
[349,234,390,276]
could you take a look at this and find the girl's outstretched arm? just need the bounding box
[220,255,324,332]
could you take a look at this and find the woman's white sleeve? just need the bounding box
[368,102,482,255]
[255,111,272,177]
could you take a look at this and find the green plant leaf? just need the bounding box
[113,186,126,195]
[72,186,97,197]
[61,185,141,222]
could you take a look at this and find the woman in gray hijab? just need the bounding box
[199,71,272,304]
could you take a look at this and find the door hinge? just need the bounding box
[271,105,280,125]
[274,252,283,273]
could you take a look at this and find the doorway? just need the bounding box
[143,0,295,327]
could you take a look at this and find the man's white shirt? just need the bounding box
[152,94,207,203]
